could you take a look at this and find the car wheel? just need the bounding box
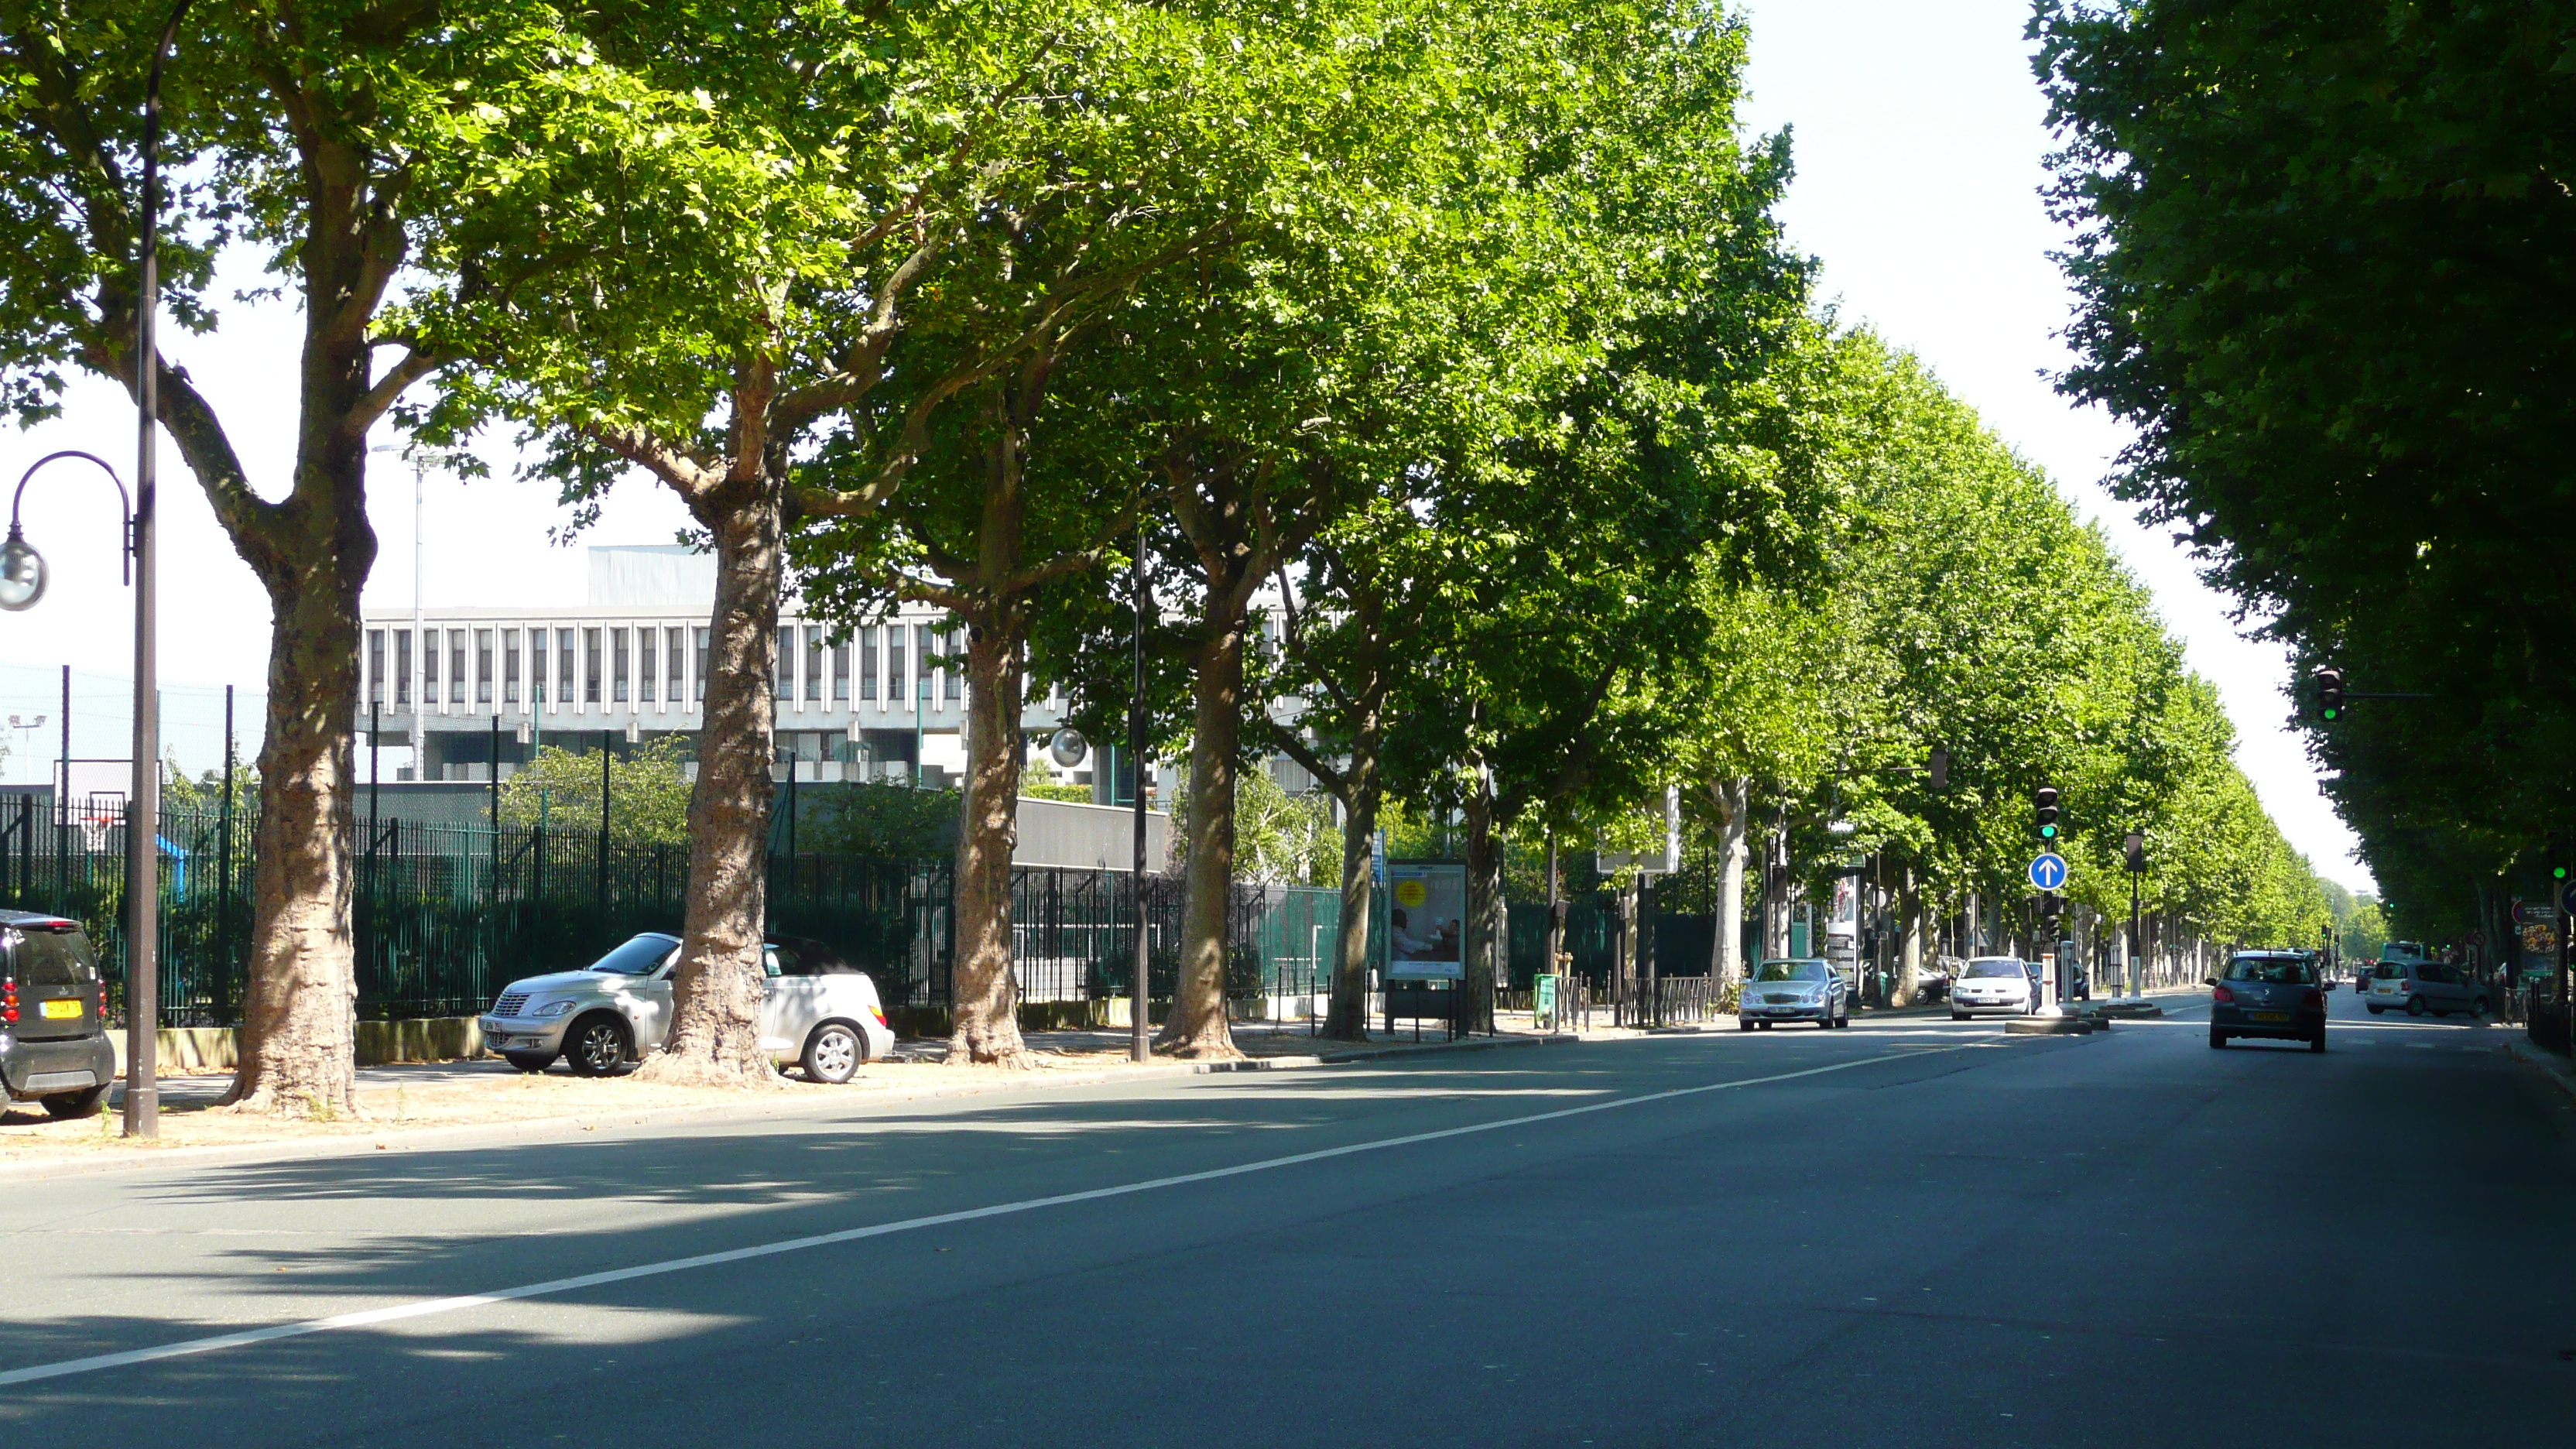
[40,1084,106,1119]
[2367,1004,2384,1015]
[1756,1020,1773,1030]
[2310,1029,2327,1053]
[1951,1010,1967,1022]
[2208,1027,2228,1049]
[2406,995,2428,1018]
[502,1051,558,1074]
[1736,1017,1753,1031]
[2472,996,2490,1019]
[564,1014,631,1077]
[802,1022,864,1084]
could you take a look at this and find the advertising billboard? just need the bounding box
[1385,862,1466,980]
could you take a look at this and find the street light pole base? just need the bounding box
[122,1085,159,1139]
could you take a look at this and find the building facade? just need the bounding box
[358,545,1084,789]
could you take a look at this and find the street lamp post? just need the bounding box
[0,2,196,1137]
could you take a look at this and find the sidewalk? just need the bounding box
[0,1022,1576,1178]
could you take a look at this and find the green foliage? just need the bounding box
[1171,769,1337,888]
[498,738,694,847]
[2034,1,2576,940]
[800,784,960,861]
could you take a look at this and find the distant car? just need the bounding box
[479,931,896,1081]
[2363,959,2486,1019]
[1738,958,1848,1029]
[1949,956,2036,1019]
[2209,951,2326,1050]
[0,911,114,1118]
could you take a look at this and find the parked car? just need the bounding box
[1915,956,1961,1002]
[479,931,897,1081]
[2363,959,2488,1019]
[1949,956,2036,1019]
[1737,958,1848,1029]
[1,910,114,1118]
[2209,951,2326,1050]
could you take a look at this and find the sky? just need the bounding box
[0,0,2372,892]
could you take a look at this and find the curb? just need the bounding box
[1212,1032,1577,1070]
[2502,1039,2576,1102]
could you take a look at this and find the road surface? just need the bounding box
[2,988,2569,1446]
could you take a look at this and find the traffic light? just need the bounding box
[1927,746,1949,792]
[2123,831,2146,873]
[2040,892,2064,924]
[2314,666,2345,721]
[2033,785,2060,841]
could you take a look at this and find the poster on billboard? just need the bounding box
[1384,861,1466,980]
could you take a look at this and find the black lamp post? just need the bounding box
[0,1,198,1138]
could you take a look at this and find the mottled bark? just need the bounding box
[1708,778,1749,988]
[227,496,369,1116]
[1461,768,1503,1033]
[948,618,1031,1064]
[639,481,781,1088]
[1323,772,1379,1041]
[1161,622,1244,1058]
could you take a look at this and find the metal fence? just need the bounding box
[0,794,1338,1027]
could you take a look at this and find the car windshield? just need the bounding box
[2225,956,2314,985]
[8,927,98,985]
[1755,960,1828,982]
[587,935,675,976]
[1963,959,2023,979]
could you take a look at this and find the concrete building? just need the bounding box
[357,544,1090,791]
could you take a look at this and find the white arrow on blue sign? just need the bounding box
[2028,852,2070,891]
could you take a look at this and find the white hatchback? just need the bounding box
[479,932,898,1081]
[1949,956,2036,1018]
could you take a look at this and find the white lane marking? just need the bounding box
[1,1043,1971,1386]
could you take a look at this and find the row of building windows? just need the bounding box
[362,622,976,713]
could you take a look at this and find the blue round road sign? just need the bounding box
[2028,852,2070,891]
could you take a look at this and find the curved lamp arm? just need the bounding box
[9,449,135,584]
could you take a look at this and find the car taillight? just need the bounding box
[2211,985,2234,1005]
[2,974,15,1024]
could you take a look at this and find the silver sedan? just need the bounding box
[1737,958,1849,1029]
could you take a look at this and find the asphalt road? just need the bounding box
[2,988,2571,1447]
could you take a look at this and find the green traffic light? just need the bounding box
[2557,865,2569,882]
[2040,824,2057,839]
[2321,707,2338,721]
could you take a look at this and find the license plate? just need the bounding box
[39,999,80,1019]
[2249,1010,2290,1023]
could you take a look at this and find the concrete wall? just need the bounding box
[1012,796,1170,872]
[112,1018,488,1075]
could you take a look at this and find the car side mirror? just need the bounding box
[2202,976,2215,986]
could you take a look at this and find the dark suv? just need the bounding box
[2,910,115,1118]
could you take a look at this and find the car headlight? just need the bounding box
[535,999,579,1019]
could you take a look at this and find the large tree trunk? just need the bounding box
[1321,733,1381,1043]
[640,485,780,1087]
[949,615,1032,1064]
[226,517,368,1116]
[1708,778,1749,988]
[1162,620,1245,1057]
[1461,766,1503,1033]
